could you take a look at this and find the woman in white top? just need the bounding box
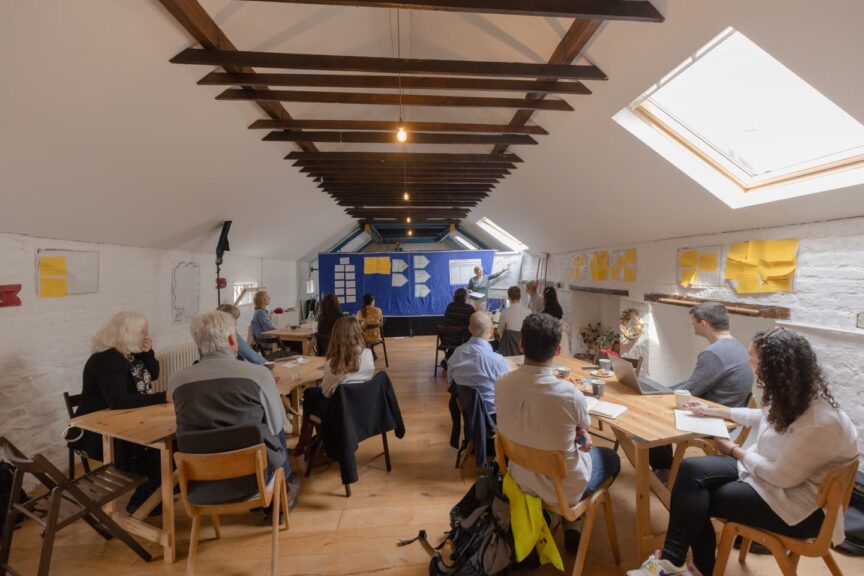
[294,317,375,456]
[629,328,858,576]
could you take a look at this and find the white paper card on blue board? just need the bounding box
[345,265,355,272]
[674,410,730,439]
[334,280,345,288]
[392,273,408,287]
[345,295,356,303]
[392,259,408,273]
[335,265,345,272]
[450,258,481,285]
[347,288,356,296]
[335,273,344,280]
[415,284,431,298]
[415,269,431,283]
[346,280,355,288]
[340,257,350,264]
[414,255,429,269]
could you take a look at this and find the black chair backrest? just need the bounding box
[498,329,522,357]
[317,333,331,357]
[437,324,469,348]
[176,425,263,455]
[0,437,67,491]
[62,392,82,419]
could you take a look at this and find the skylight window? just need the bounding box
[476,217,528,252]
[451,233,478,250]
[614,27,864,208]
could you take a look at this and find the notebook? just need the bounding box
[674,410,730,439]
[585,397,628,419]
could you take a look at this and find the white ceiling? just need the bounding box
[1,0,863,259]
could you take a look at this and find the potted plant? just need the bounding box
[579,322,602,357]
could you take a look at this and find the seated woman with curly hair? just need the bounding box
[628,328,859,576]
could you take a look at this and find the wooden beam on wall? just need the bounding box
[241,0,664,22]
[155,0,317,152]
[251,119,547,135]
[201,72,591,94]
[171,48,607,80]
[264,130,537,145]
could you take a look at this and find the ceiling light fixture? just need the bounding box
[406,216,411,223]
[407,230,414,236]
[394,9,407,144]
[397,126,408,143]
[403,191,410,201]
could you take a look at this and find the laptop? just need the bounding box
[609,355,673,395]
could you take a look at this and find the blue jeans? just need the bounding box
[582,446,621,500]
[276,430,293,479]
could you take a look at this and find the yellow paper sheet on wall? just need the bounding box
[39,255,67,277]
[698,253,718,272]
[39,277,68,297]
[623,268,637,282]
[679,267,697,286]
[725,239,798,293]
[571,255,586,279]
[363,256,391,275]
[590,251,609,281]
[678,249,698,268]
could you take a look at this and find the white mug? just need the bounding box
[598,358,612,373]
[675,390,692,409]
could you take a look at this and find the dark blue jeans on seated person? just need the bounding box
[583,446,621,500]
[270,430,292,482]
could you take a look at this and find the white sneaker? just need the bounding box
[626,551,697,576]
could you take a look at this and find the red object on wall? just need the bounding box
[216,277,227,289]
[0,284,22,307]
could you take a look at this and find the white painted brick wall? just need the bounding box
[0,232,297,474]
[548,216,864,467]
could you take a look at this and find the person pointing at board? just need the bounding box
[467,264,510,312]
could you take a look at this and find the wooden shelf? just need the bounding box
[569,285,630,297]
[644,293,791,320]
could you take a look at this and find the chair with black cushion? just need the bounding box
[451,383,496,469]
[62,392,91,480]
[174,425,288,576]
[307,372,405,496]
[497,329,522,357]
[364,319,389,367]
[435,324,470,377]
[0,437,152,576]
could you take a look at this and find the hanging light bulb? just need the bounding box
[407,229,414,237]
[403,191,410,201]
[396,125,408,143]
[406,216,411,223]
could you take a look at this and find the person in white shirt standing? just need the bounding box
[524,280,543,314]
[628,328,859,576]
[495,313,621,552]
[497,286,532,356]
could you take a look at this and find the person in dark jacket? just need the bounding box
[72,311,166,513]
[542,286,564,320]
[316,293,343,356]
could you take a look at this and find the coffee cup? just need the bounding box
[591,379,605,399]
[675,390,692,409]
[598,358,612,373]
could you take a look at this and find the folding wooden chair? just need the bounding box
[0,437,151,576]
[712,458,859,576]
[495,430,620,576]
[61,392,91,480]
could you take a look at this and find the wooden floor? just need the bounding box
[7,336,863,575]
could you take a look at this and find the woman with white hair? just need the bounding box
[72,311,166,513]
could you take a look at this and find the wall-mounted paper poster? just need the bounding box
[724,239,798,293]
[678,245,722,287]
[36,249,99,298]
[570,254,587,279]
[611,249,637,282]
[590,251,610,281]
[172,261,200,323]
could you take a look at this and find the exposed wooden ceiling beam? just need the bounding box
[337,200,480,207]
[300,166,511,174]
[316,176,500,183]
[287,152,521,162]
[200,72,591,94]
[252,119,547,135]
[493,18,602,154]
[155,0,317,152]
[242,0,664,22]
[217,89,573,111]
[171,48,607,81]
[264,131,537,145]
[323,185,492,192]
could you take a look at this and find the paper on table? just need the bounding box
[585,397,628,419]
[674,409,730,439]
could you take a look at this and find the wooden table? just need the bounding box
[272,355,326,434]
[69,359,325,564]
[264,325,317,356]
[505,354,730,559]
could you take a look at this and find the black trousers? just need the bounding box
[663,455,825,575]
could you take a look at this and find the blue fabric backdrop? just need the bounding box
[318,250,495,316]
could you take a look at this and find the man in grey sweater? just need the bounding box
[168,310,299,508]
[650,302,753,471]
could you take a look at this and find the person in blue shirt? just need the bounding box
[467,264,510,312]
[447,312,509,415]
[217,304,267,365]
[251,291,276,352]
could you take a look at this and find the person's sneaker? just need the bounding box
[564,528,581,552]
[626,551,697,576]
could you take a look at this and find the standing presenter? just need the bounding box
[467,264,510,311]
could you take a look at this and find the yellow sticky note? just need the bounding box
[678,249,697,267]
[623,268,636,282]
[760,262,797,279]
[378,256,391,275]
[763,276,793,292]
[762,239,798,263]
[735,273,763,294]
[698,253,718,272]
[39,255,67,277]
[590,251,609,281]
[363,256,391,275]
[571,255,586,279]
[727,242,749,262]
[679,267,697,286]
[39,277,68,297]
[622,249,636,264]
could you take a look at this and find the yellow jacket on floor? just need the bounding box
[503,472,563,570]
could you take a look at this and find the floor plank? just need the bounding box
[6,336,863,575]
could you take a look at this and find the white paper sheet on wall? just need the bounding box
[37,249,100,295]
[172,261,201,323]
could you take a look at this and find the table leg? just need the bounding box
[102,435,115,514]
[291,386,302,435]
[159,441,176,564]
[302,338,311,357]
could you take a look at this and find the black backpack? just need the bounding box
[400,463,513,576]
[0,461,27,531]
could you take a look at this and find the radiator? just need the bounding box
[152,341,199,392]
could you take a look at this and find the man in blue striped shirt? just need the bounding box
[447,312,509,415]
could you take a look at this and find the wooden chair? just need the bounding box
[61,392,91,479]
[364,319,389,367]
[712,458,859,576]
[665,394,758,491]
[0,437,152,576]
[495,430,621,575]
[435,324,469,377]
[174,433,288,576]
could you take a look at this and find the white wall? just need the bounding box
[548,216,864,464]
[0,232,298,471]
